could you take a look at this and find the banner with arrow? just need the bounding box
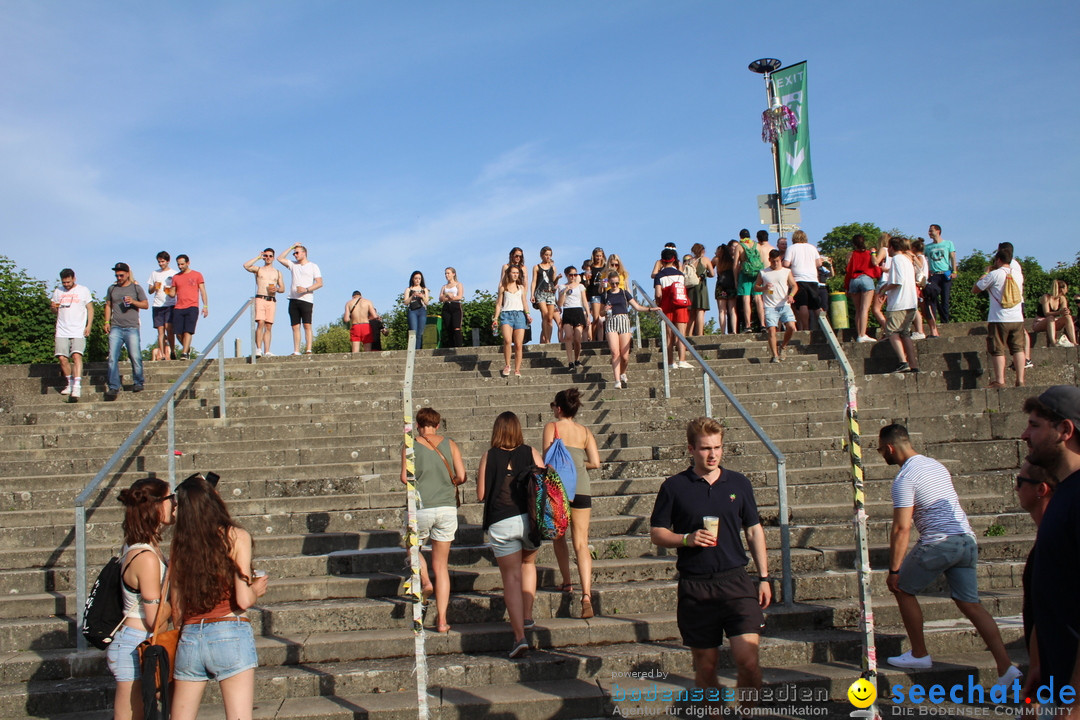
[772,61,816,203]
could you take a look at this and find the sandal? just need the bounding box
[580,594,594,619]
[556,583,574,594]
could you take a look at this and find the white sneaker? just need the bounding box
[1059,338,1076,348]
[910,332,926,340]
[856,335,875,343]
[70,384,81,399]
[614,381,623,389]
[678,361,694,369]
[59,384,72,396]
[255,348,263,357]
[887,650,932,669]
[263,351,275,357]
[994,665,1022,688]
[291,351,302,356]
[620,373,628,384]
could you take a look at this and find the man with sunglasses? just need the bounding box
[1014,461,1057,702]
[878,423,1019,685]
[103,262,149,400]
[244,248,285,357]
[277,243,323,355]
[1022,385,1080,712]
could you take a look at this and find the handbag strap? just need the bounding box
[150,565,172,642]
[417,435,455,483]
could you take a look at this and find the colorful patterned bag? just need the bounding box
[527,466,570,542]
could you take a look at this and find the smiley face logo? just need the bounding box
[847,678,876,709]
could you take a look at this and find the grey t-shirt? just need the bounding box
[107,283,148,328]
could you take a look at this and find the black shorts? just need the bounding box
[561,307,587,328]
[677,567,765,648]
[570,493,591,510]
[172,307,199,336]
[288,299,314,326]
[152,306,173,328]
[793,281,823,311]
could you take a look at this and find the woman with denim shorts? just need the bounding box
[478,412,546,658]
[107,477,175,720]
[401,407,467,633]
[492,266,532,377]
[169,474,268,720]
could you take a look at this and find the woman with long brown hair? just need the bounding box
[108,477,175,720]
[584,247,608,342]
[712,242,738,334]
[544,389,601,619]
[477,412,545,658]
[169,475,268,720]
[492,265,531,377]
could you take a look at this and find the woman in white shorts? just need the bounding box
[477,411,546,658]
[401,407,466,633]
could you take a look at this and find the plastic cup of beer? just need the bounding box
[703,516,719,542]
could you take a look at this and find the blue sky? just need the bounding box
[2,1,1077,354]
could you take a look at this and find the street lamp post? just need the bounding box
[748,58,786,235]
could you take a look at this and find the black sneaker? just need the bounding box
[894,362,911,373]
[104,390,118,401]
[132,385,144,393]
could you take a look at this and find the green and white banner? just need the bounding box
[772,61,816,203]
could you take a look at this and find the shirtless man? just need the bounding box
[243,248,285,357]
[344,291,382,353]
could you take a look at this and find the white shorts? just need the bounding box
[417,506,458,544]
[486,513,537,558]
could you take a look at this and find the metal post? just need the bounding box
[167,398,176,489]
[401,331,430,719]
[218,339,227,422]
[764,70,785,237]
[776,459,793,607]
[75,504,87,650]
[659,322,670,399]
[250,299,258,365]
[703,373,712,418]
[634,310,641,350]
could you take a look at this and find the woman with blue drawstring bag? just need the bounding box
[543,388,601,619]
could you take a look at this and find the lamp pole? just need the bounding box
[749,58,784,235]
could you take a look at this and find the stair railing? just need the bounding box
[814,310,880,698]
[74,297,257,649]
[630,281,793,606]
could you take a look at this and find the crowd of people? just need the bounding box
[49,228,1078,401]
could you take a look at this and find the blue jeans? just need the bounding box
[108,325,144,391]
[407,307,426,349]
[925,273,953,323]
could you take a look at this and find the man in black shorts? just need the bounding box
[650,417,772,705]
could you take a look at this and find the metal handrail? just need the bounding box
[630,280,793,606]
[814,311,880,694]
[74,297,256,649]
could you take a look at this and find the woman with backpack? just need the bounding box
[169,474,268,720]
[108,478,175,720]
[685,243,714,337]
[544,389,601,619]
[477,412,546,658]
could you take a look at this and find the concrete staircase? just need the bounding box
[0,322,1074,719]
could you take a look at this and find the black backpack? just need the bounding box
[82,549,148,650]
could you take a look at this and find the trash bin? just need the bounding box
[829,292,850,330]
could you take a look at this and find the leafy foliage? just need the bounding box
[312,323,351,354]
[0,256,60,364]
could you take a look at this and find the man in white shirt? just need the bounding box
[147,251,177,360]
[277,243,323,355]
[878,423,1020,686]
[973,247,1026,388]
[876,236,920,373]
[50,269,94,400]
[753,250,797,363]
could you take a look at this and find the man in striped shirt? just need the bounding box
[878,424,1021,686]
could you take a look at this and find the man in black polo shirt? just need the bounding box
[650,417,772,702]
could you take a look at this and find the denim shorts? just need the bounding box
[486,514,537,558]
[174,619,258,682]
[848,274,875,294]
[106,624,152,682]
[499,310,528,331]
[764,304,795,329]
[417,506,458,543]
[898,534,979,603]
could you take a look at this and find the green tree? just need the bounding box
[312,323,351,354]
[0,256,57,364]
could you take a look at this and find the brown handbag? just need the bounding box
[137,567,179,679]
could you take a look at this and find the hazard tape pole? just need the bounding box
[818,312,880,719]
[402,331,429,720]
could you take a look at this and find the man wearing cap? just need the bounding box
[344,291,382,353]
[879,423,1019,685]
[1023,385,1080,712]
[653,247,691,369]
[277,243,323,355]
[50,269,94,400]
[243,248,284,357]
[103,262,149,400]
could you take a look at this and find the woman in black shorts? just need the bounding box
[713,242,738,334]
[543,388,601,619]
[558,266,590,371]
[584,247,607,342]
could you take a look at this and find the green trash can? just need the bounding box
[829,292,850,330]
[424,315,441,349]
